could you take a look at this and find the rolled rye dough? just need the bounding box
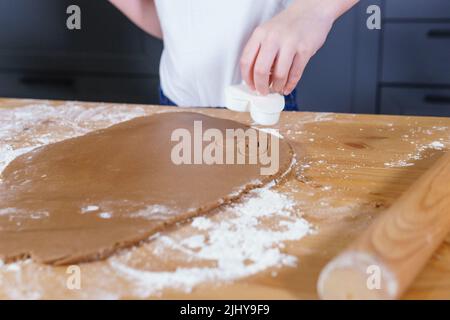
[0,112,293,265]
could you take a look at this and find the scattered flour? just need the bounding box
[255,127,284,139]
[81,205,100,214]
[429,141,445,150]
[180,234,206,249]
[98,212,112,219]
[0,145,37,177]
[0,102,147,175]
[130,205,176,220]
[0,102,314,299]
[0,186,314,299]
[384,160,415,168]
[0,208,17,216]
[192,217,214,230]
[107,187,314,297]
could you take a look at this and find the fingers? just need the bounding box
[271,48,296,94]
[283,52,309,95]
[240,32,263,91]
[253,41,279,95]
[241,25,314,96]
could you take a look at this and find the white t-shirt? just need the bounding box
[154,0,292,107]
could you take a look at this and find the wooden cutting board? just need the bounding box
[0,98,449,299]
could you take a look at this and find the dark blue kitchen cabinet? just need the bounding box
[0,0,449,116]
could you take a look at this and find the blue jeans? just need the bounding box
[159,87,299,111]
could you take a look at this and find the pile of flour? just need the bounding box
[384,140,446,168]
[108,186,314,297]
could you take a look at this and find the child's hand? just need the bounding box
[240,0,356,96]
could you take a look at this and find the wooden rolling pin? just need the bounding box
[318,151,450,299]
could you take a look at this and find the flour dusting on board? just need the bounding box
[0,145,37,178]
[0,102,314,299]
[384,140,448,168]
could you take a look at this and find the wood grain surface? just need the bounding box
[0,98,449,299]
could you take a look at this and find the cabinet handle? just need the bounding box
[427,29,450,39]
[424,94,450,105]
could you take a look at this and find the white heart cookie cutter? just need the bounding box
[225,83,285,126]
